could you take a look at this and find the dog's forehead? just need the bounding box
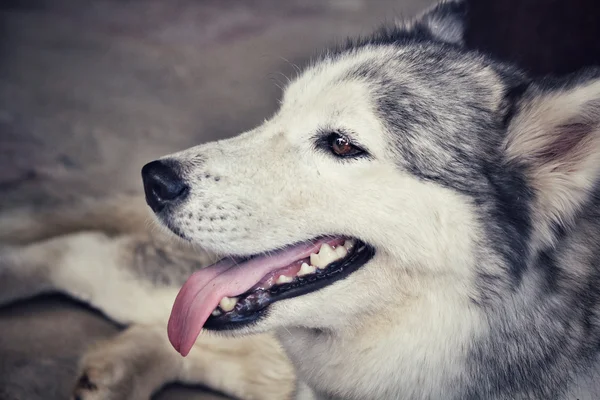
[265,43,508,165]
[280,55,381,116]
[273,48,400,141]
[280,44,465,109]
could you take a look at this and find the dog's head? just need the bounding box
[142,0,600,358]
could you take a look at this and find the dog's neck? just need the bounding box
[275,280,480,400]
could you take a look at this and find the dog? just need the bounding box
[1,0,600,399]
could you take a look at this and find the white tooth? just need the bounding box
[335,245,348,259]
[310,253,326,269]
[317,243,339,266]
[297,262,317,276]
[276,275,294,284]
[211,309,222,317]
[219,297,238,312]
[344,239,355,250]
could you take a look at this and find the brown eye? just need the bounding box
[328,133,364,157]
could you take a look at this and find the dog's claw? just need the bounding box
[76,373,97,391]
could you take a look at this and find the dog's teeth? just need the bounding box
[211,309,222,317]
[297,262,317,276]
[219,296,238,312]
[312,243,346,269]
[318,243,339,265]
[310,253,325,269]
[335,245,348,259]
[276,275,294,284]
[344,240,355,251]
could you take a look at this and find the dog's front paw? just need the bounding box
[72,351,138,400]
[71,325,177,400]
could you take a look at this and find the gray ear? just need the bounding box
[417,0,467,45]
[504,69,600,244]
[344,0,467,51]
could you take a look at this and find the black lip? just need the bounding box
[203,241,376,331]
[156,211,191,241]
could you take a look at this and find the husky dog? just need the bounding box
[2,0,600,399]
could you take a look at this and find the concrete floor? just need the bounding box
[0,0,430,398]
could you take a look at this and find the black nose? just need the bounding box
[141,160,189,213]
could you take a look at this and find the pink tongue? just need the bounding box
[168,238,333,356]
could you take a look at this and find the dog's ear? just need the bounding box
[504,69,600,241]
[415,0,467,46]
[348,1,466,50]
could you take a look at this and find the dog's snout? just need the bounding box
[141,160,188,213]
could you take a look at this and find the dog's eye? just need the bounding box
[328,133,364,157]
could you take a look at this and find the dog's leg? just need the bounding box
[0,232,298,399]
[178,332,297,400]
[0,194,150,245]
[72,325,297,400]
[71,324,180,400]
[0,230,212,323]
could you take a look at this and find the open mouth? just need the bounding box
[167,236,375,356]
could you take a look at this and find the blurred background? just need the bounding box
[0,0,431,398]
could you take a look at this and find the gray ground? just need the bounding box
[0,0,429,399]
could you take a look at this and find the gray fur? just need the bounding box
[128,235,214,287]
